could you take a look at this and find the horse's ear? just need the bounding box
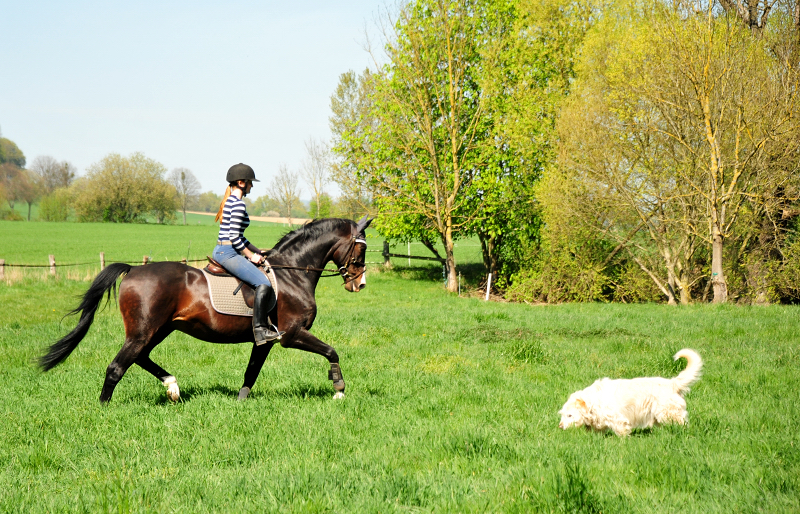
[356,215,375,233]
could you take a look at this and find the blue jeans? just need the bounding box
[212,245,271,289]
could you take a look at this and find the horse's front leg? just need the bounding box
[238,342,276,400]
[281,328,346,399]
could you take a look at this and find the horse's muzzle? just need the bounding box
[346,273,366,292]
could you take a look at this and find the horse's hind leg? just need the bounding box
[100,327,172,403]
[135,335,180,401]
[100,338,146,403]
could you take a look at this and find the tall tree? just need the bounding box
[333,0,516,291]
[268,164,301,227]
[29,155,76,194]
[329,69,375,217]
[167,167,202,225]
[300,138,330,219]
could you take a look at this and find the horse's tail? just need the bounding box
[40,263,133,371]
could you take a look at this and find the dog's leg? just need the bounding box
[612,418,632,437]
[657,398,688,425]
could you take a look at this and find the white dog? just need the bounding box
[558,349,702,436]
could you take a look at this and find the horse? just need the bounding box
[40,216,374,403]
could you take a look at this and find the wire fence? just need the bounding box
[0,241,480,282]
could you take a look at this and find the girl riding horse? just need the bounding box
[212,163,282,345]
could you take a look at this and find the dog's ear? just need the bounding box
[575,397,588,411]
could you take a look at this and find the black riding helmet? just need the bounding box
[226,163,259,183]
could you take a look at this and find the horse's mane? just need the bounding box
[268,218,355,254]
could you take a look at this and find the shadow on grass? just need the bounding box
[378,262,488,286]
[152,382,335,404]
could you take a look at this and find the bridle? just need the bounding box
[336,234,367,282]
[259,231,367,286]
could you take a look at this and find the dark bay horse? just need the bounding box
[40,216,373,403]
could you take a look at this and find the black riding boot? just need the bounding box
[253,284,283,345]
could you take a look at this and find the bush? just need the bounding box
[0,208,23,221]
[506,250,609,303]
[73,153,177,223]
[38,188,74,221]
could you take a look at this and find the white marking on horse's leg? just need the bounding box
[162,376,180,402]
[333,392,345,400]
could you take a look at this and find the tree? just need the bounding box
[74,152,177,223]
[17,169,41,221]
[309,192,334,218]
[301,138,331,218]
[1,162,20,210]
[167,167,202,225]
[29,155,76,194]
[267,164,301,226]
[0,138,25,168]
[548,0,800,303]
[0,137,27,213]
[466,0,596,282]
[333,0,517,292]
[329,69,375,217]
[190,191,223,212]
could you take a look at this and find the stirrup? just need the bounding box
[254,324,284,345]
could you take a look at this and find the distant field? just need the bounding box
[0,262,798,511]
[0,220,484,282]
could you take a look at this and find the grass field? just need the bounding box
[0,218,483,283]
[1,222,799,512]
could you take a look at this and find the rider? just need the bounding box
[213,163,282,345]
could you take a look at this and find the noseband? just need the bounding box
[337,235,367,282]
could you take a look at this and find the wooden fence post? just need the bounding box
[0,259,4,280]
[49,255,56,276]
[485,273,492,301]
[143,256,150,265]
[383,241,392,268]
[100,252,105,270]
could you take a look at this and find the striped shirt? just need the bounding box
[217,196,250,251]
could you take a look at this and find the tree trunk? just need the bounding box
[444,222,458,292]
[182,208,187,226]
[664,248,678,306]
[711,229,728,303]
[478,232,498,277]
[27,202,32,221]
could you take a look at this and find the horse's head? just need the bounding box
[333,215,374,292]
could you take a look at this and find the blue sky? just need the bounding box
[0,1,385,197]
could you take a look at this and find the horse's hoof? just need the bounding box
[237,387,251,401]
[163,376,180,402]
[166,384,180,402]
[333,392,345,400]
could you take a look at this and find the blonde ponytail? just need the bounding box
[214,185,232,223]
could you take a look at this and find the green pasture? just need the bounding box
[0,219,482,280]
[0,222,798,512]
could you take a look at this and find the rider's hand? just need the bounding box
[249,253,262,265]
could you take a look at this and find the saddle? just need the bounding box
[204,257,255,309]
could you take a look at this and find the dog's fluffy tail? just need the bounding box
[672,348,702,394]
